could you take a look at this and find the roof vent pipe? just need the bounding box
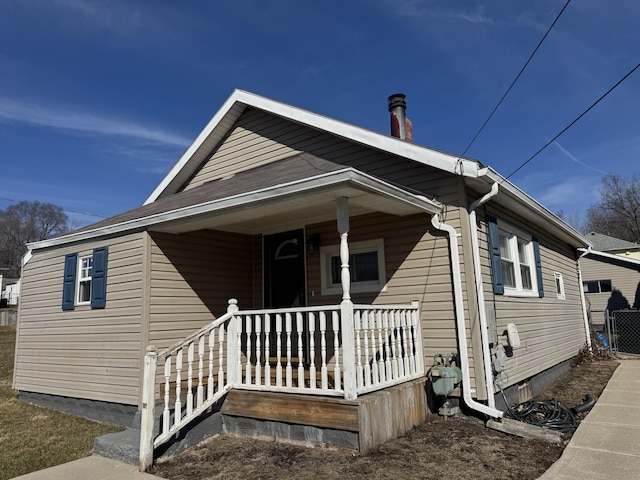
[388,94,413,142]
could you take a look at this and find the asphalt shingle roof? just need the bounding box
[587,232,640,252]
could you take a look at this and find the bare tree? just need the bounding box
[585,174,640,243]
[556,210,587,234]
[0,201,70,276]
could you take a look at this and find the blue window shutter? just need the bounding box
[91,246,108,309]
[486,215,504,295]
[532,237,544,298]
[62,253,77,310]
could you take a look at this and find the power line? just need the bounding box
[0,196,108,219]
[504,62,640,181]
[456,0,572,164]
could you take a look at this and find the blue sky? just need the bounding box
[1,0,638,228]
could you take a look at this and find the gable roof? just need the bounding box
[29,89,589,250]
[144,89,588,249]
[586,232,640,252]
[145,89,482,204]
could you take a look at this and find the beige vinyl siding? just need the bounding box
[580,255,640,324]
[477,206,587,390]
[183,108,460,207]
[305,210,472,384]
[147,230,258,352]
[13,233,145,405]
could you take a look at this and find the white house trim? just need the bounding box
[144,89,481,204]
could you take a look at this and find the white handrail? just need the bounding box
[139,299,424,471]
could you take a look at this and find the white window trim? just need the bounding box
[498,222,539,297]
[554,272,565,299]
[76,254,93,305]
[320,238,387,296]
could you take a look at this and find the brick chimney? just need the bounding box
[388,93,413,142]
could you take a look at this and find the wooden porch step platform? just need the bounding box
[221,377,428,452]
[221,390,360,432]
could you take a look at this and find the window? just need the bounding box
[487,216,544,298]
[583,279,612,294]
[77,255,93,304]
[320,239,386,295]
[62,246,108,310]
[554,272,565,299]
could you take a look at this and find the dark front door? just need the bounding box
[264,229,306,362]
[264,229,306,308]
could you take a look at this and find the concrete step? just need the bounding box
[94,428,140,465]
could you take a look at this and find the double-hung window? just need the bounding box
[62,246,108,310]
[320,239,386,295]
[77,256,93,304]
[488,216,544,297]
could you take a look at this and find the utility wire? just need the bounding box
[456,0,572,165]
[504,62,640,181]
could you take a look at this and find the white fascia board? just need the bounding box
[579,248,640,266]
[29,168,441,250]
[144,89,480,204]
[482,167,589,247]
[144,90,246,205]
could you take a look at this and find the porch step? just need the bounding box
[94,398,226,465]
[94,428,140,465]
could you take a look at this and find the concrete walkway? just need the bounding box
[12,455,167,480]
[539,359,640,479]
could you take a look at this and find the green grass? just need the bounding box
[0,326,123,480]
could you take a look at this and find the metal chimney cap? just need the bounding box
[388,93,407,111]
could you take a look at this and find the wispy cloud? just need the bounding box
[456,6,497,25]
[533,175,601,211]
[29,0,150,38]
[379,0,517,26]
[553,142,607,175]
[0,98,191,147]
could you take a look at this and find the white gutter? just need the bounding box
[577,248,593,350]
[468,182,499,409]
[431,213,503,419]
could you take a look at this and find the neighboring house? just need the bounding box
[1,280,20,306]
[0,268,19,307]
[13,91,591,464]
[586,232,640,260]
[580,247,640,324]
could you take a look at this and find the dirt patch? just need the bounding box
[151,356,618,480]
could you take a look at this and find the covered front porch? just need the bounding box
[139,298,427,468]
[136,157,442,469]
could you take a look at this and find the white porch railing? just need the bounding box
[139,299,423,470]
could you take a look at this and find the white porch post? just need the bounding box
[226,299,240,387]
[139,345,157,472]
[337,197,357,400]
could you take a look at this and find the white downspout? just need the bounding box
[431,213,503,419]
[468,182,499,409]
[577,248,593,350]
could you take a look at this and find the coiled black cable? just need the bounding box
[504,399,579,433]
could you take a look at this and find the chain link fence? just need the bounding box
[602,309,640,355]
